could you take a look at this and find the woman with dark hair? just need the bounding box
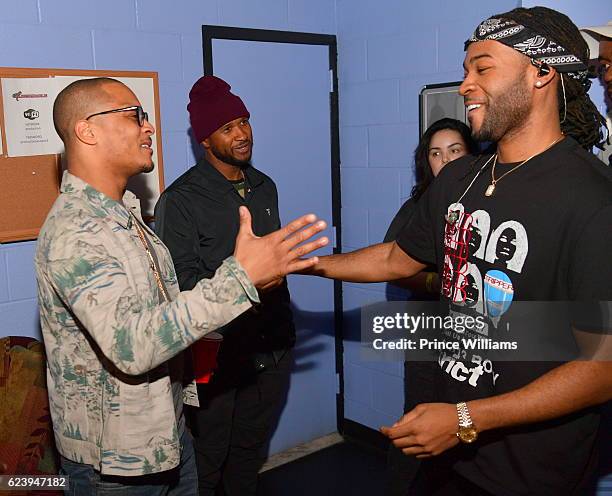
[412,117,477,200]
[384,118,477,296]
[385,118,477,496]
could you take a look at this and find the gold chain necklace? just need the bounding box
[484,134,564,197]
[129,211,170,303]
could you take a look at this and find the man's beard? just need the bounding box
[141,161,155,173]
[210,143,252,168]
[473,73,532,143]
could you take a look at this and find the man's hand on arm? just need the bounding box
[233,206,329,288]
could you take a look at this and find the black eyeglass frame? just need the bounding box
[85,105,149,127]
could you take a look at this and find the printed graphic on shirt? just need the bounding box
[467,209,490,259]
[484,221,528,272]
[483,269,515,327]
[440,202,528,388]
[456,262,485,315]
[441,203,469,301]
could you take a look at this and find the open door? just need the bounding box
[203,26,342,454]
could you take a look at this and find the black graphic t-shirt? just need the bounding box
[397,137,612,496]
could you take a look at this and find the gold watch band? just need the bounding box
[456,401,478,444]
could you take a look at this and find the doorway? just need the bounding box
[203,26,342,454]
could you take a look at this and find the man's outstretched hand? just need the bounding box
[234,206,329,288]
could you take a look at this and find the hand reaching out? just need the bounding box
[234,206,329,288]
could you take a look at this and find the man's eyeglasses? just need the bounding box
[86,106,149,127]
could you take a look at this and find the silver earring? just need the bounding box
[535,81,542,87]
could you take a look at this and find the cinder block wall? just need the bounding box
[0,2,610,489]
[0,0,335,341]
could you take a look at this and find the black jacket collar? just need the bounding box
[194,157,265,194]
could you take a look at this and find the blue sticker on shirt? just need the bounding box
[484,270,514,318]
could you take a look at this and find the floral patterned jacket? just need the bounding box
[35,172,258,476]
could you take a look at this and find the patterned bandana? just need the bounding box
[465,16,591,90]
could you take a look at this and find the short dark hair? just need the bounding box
[53,77,122,143]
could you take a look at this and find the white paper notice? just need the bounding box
[2,77,63,157]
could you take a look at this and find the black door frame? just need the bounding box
[202,25,345,433]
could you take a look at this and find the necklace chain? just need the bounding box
[445,154,495,225]
[445,135,564,224]
[130,211,170,303]
[485,135,564,197]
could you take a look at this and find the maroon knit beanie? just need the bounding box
[187,75,250,143]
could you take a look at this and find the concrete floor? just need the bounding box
[257,436,387,496]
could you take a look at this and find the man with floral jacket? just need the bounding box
[35,77,327,495]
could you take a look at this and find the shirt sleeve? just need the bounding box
[569,204,612,334]
[396,185,437,266]
[155,191,205,290]
[569,205,612,300]
[40,222,259,377]
[383,198,416,243]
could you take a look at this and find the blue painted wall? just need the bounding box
[0,1,610,490]
[0,0,335,341]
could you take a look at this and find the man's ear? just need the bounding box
[74,119,97,145]
[530,61,556,89]
[202,138,211,151]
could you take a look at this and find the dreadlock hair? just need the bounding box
[411,118,478,201]
[557,74,608,151]
[498,7,607,151]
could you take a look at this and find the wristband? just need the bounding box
[425,272,435,293]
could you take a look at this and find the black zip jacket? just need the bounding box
[154,158,295,371]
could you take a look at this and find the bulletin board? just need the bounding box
[0,67,165,243]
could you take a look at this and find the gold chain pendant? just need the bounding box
[484,183,496,197]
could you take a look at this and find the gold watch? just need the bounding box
[456,402,478,443]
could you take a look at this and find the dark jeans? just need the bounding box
[59,429,197,495]
[186,349,292,496]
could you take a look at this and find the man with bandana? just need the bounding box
[582,21,612,166]
[305,7,612,495]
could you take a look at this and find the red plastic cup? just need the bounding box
[192,331,223,384]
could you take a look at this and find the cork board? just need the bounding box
[0,67,165,243]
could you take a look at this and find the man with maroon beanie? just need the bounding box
[155,76,295,496]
